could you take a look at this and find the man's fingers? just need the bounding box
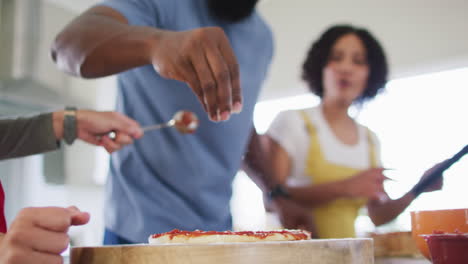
[218,34,242,113]
[205,47,232,121]
[191,47,219,121]
[180,59,209,112]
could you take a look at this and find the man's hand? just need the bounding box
[52,6,242,122]
[0,206,90,264]
[271,198,317,235]
[51,6,242,121]
[53,110,143,153]
[342,168,387,201]
[150,27,242,122]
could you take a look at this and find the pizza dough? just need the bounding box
[149,229,311,244]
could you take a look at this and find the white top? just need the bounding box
[266,107,381,187]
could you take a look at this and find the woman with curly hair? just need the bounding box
[266,24,443,238]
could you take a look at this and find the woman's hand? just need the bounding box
[342,168,387,200]
[53,110,143,153]
[76,110,143,153]
[415,161,445,193]
[0,206,89,264]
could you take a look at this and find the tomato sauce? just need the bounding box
[151,229,310,240]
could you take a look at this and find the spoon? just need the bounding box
[107,110,199,141]
[142,110,199,134]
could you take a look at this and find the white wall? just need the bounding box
[257,0,468,99]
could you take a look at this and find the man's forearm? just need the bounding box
[242,131,277,192]
[51,6,158,78]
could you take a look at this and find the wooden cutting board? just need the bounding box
[71,238,374,264]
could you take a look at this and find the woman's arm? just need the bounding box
[289,167,387,208]
[367,192,415,226]
[0,110,143,160]
[367,163,444,226]
[0,113,59,160]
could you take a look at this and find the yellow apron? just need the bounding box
[300,111,377,238]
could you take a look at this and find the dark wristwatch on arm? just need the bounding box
[267,184,291,201]
[63,106,77,145]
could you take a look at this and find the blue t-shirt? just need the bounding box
[99,0,273,243]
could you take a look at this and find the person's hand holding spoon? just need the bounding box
[105,110,198,152]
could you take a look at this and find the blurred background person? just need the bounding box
[265,24,443,238]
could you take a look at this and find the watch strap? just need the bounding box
[268,184,291,201]
[63,106,77,145]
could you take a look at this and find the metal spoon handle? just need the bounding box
[142,119,175,132]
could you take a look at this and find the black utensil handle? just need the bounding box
[411,145,468,196]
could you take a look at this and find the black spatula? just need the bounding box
[411,144,468,196]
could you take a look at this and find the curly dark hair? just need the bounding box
[302,25,388,103]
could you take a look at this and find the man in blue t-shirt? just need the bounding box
[52,0,315,243]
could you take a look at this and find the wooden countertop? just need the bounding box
[70,239,374,264]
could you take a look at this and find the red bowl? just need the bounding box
[411,208,468,259]
[422,232,468,264]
